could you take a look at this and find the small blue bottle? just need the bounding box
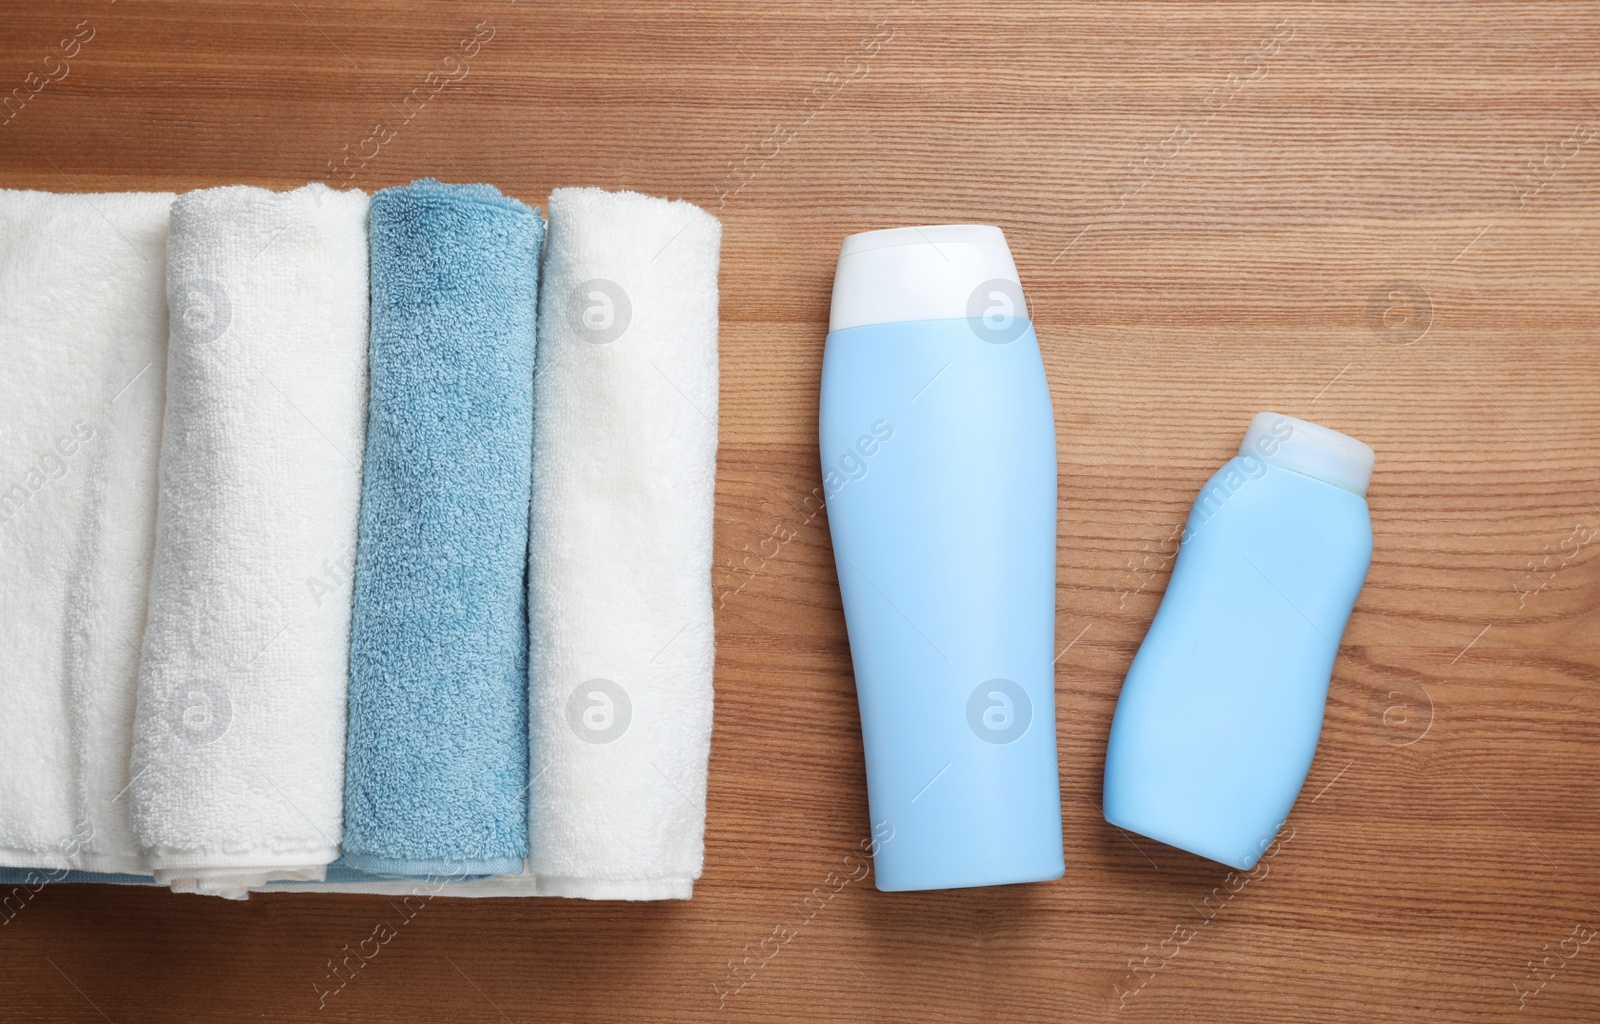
[1103,413,1375,869]
[821,225,1064,891]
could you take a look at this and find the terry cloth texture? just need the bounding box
[0,190,174,876]
[527,188,721,900]
[130,184,370,899]
[341,180,540,877]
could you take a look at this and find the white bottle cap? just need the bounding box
[1239,412,1375,497]
[829,224,1027,333]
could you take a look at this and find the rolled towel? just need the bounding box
[130,184,369,898]
[0,190,173,876]
[528,188,721,900]
[341,180,541,877]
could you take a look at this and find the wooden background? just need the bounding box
[3,1,1598,1021]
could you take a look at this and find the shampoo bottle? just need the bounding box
[820,225,1064,891]
[1103,413,1374,869]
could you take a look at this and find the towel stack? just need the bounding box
[131,184,369,897]
[0,190,172,877]
[0,181,720,901]
[529,188,721,899]
[344,181,540,879]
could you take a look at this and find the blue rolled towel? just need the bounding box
[342,180,541,876]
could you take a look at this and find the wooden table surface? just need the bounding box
[4,2,1599,1021]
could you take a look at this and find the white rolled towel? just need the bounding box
[529,188,721,899]
[0,190,173,876]
[131,184,369,898]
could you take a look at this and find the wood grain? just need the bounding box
[3,1,1599,1021]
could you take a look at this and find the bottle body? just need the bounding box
[1103,418,1374,870]
[821,314,1063,891]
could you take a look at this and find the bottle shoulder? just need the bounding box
[1183,458,1371,550]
